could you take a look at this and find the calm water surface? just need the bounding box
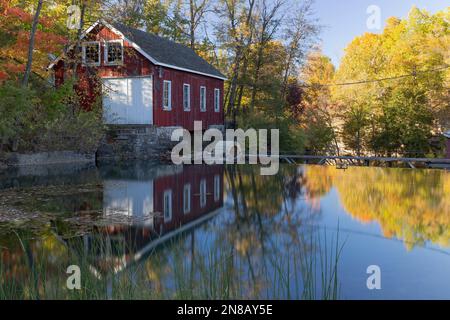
[0,163,449,299]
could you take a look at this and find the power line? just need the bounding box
[300,65,449,88]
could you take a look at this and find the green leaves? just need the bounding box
[333,7,449,157]
[0,80,103,153]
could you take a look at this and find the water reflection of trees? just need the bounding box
[145,165,341,299]
[0,164,343,300]
[304,166,450,249]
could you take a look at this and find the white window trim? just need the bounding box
[163,80,172,111]
[183,184,191,214]
[214,88,220,112]
[200,86,207,112]
[82,41,101,66]
[163,189,173,222]
[104,39,124,66]
[200,179,207,208]
[214,175,221,202]
[183,83,191,111]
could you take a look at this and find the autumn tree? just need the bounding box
[298,50,338,154]
[333,7,449,157]
[0,0,66,82]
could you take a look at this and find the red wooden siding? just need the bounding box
[89,165,224,269]
[154,68,224,130]
[53,25,224,130]
[153,165,224,233]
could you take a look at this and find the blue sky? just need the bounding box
[313,0,448,66]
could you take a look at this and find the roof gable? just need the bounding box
[49,20,226,80]
[112,23,225,80]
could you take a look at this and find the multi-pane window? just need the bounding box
[105,40,123,65]
[200,86,206,112]
[183,184,191,214]
[214,175,221,202]
[200,179,207,208]
[82,42,100,66]
[163,80,172,110]
[163,190,172,222]
[183,84,191,111]
[214,89,220,112]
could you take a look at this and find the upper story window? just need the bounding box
[214,175,221,202]
[82,41,100,66]
[163,80,172,111]
[214,88,220,112]
[200,179,207,208]
[183,184,191,214]
[183,84,191,111]
[163,190,172,222]
[200,86,206,112]
[105,40,123,65]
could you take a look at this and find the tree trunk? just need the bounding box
[72,1,86,78]
[189,0,196,50]
[22,0,44,87]
[249,45,264,111]
[225,0,256,124]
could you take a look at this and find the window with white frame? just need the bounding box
[163,80,172,110]
[183,184,191,214]
[214,175,221,202]
[183,84,191,111]
[105,40,123,65]
[214,89,220,112]
[200,179,207,208]
[200,86,206,112]
[82,42,100,66]
[163,190,172,222]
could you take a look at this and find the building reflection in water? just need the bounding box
[64,164,225,277]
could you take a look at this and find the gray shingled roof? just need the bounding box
[112,23,225,79]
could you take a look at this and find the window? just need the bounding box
[183,184,191,214]
[200,86,206,112]
[82,42,100,66]
[183,84,191,111]
[214,89,220,112]
[214,175,221,202]
[200,179,207,208]
[163,190,172,222]
[105,40,123,65]
[163,80,172,110]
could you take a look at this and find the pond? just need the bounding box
[0,163,449,300]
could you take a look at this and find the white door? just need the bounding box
[103,179,154,226]
[103,77,153,125]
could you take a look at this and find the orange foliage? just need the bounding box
[6,6,33,23]
[304,165,450,249]
[0,2,67,82]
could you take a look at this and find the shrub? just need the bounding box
[0,80,104,154]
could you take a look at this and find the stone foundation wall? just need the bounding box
[96,125,182,162]
[3,151,95,167]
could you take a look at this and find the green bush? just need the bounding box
[237,109,306,154]
[0,83,36,150]
[0,80,104,153]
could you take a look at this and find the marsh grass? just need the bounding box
[0,224,344,300]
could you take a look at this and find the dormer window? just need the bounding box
[82,41,100,66]
[105,40,124,65]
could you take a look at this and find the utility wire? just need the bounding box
[300,65,449,88]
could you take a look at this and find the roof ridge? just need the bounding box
[109,21,226,79]
[114,22,200,55]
